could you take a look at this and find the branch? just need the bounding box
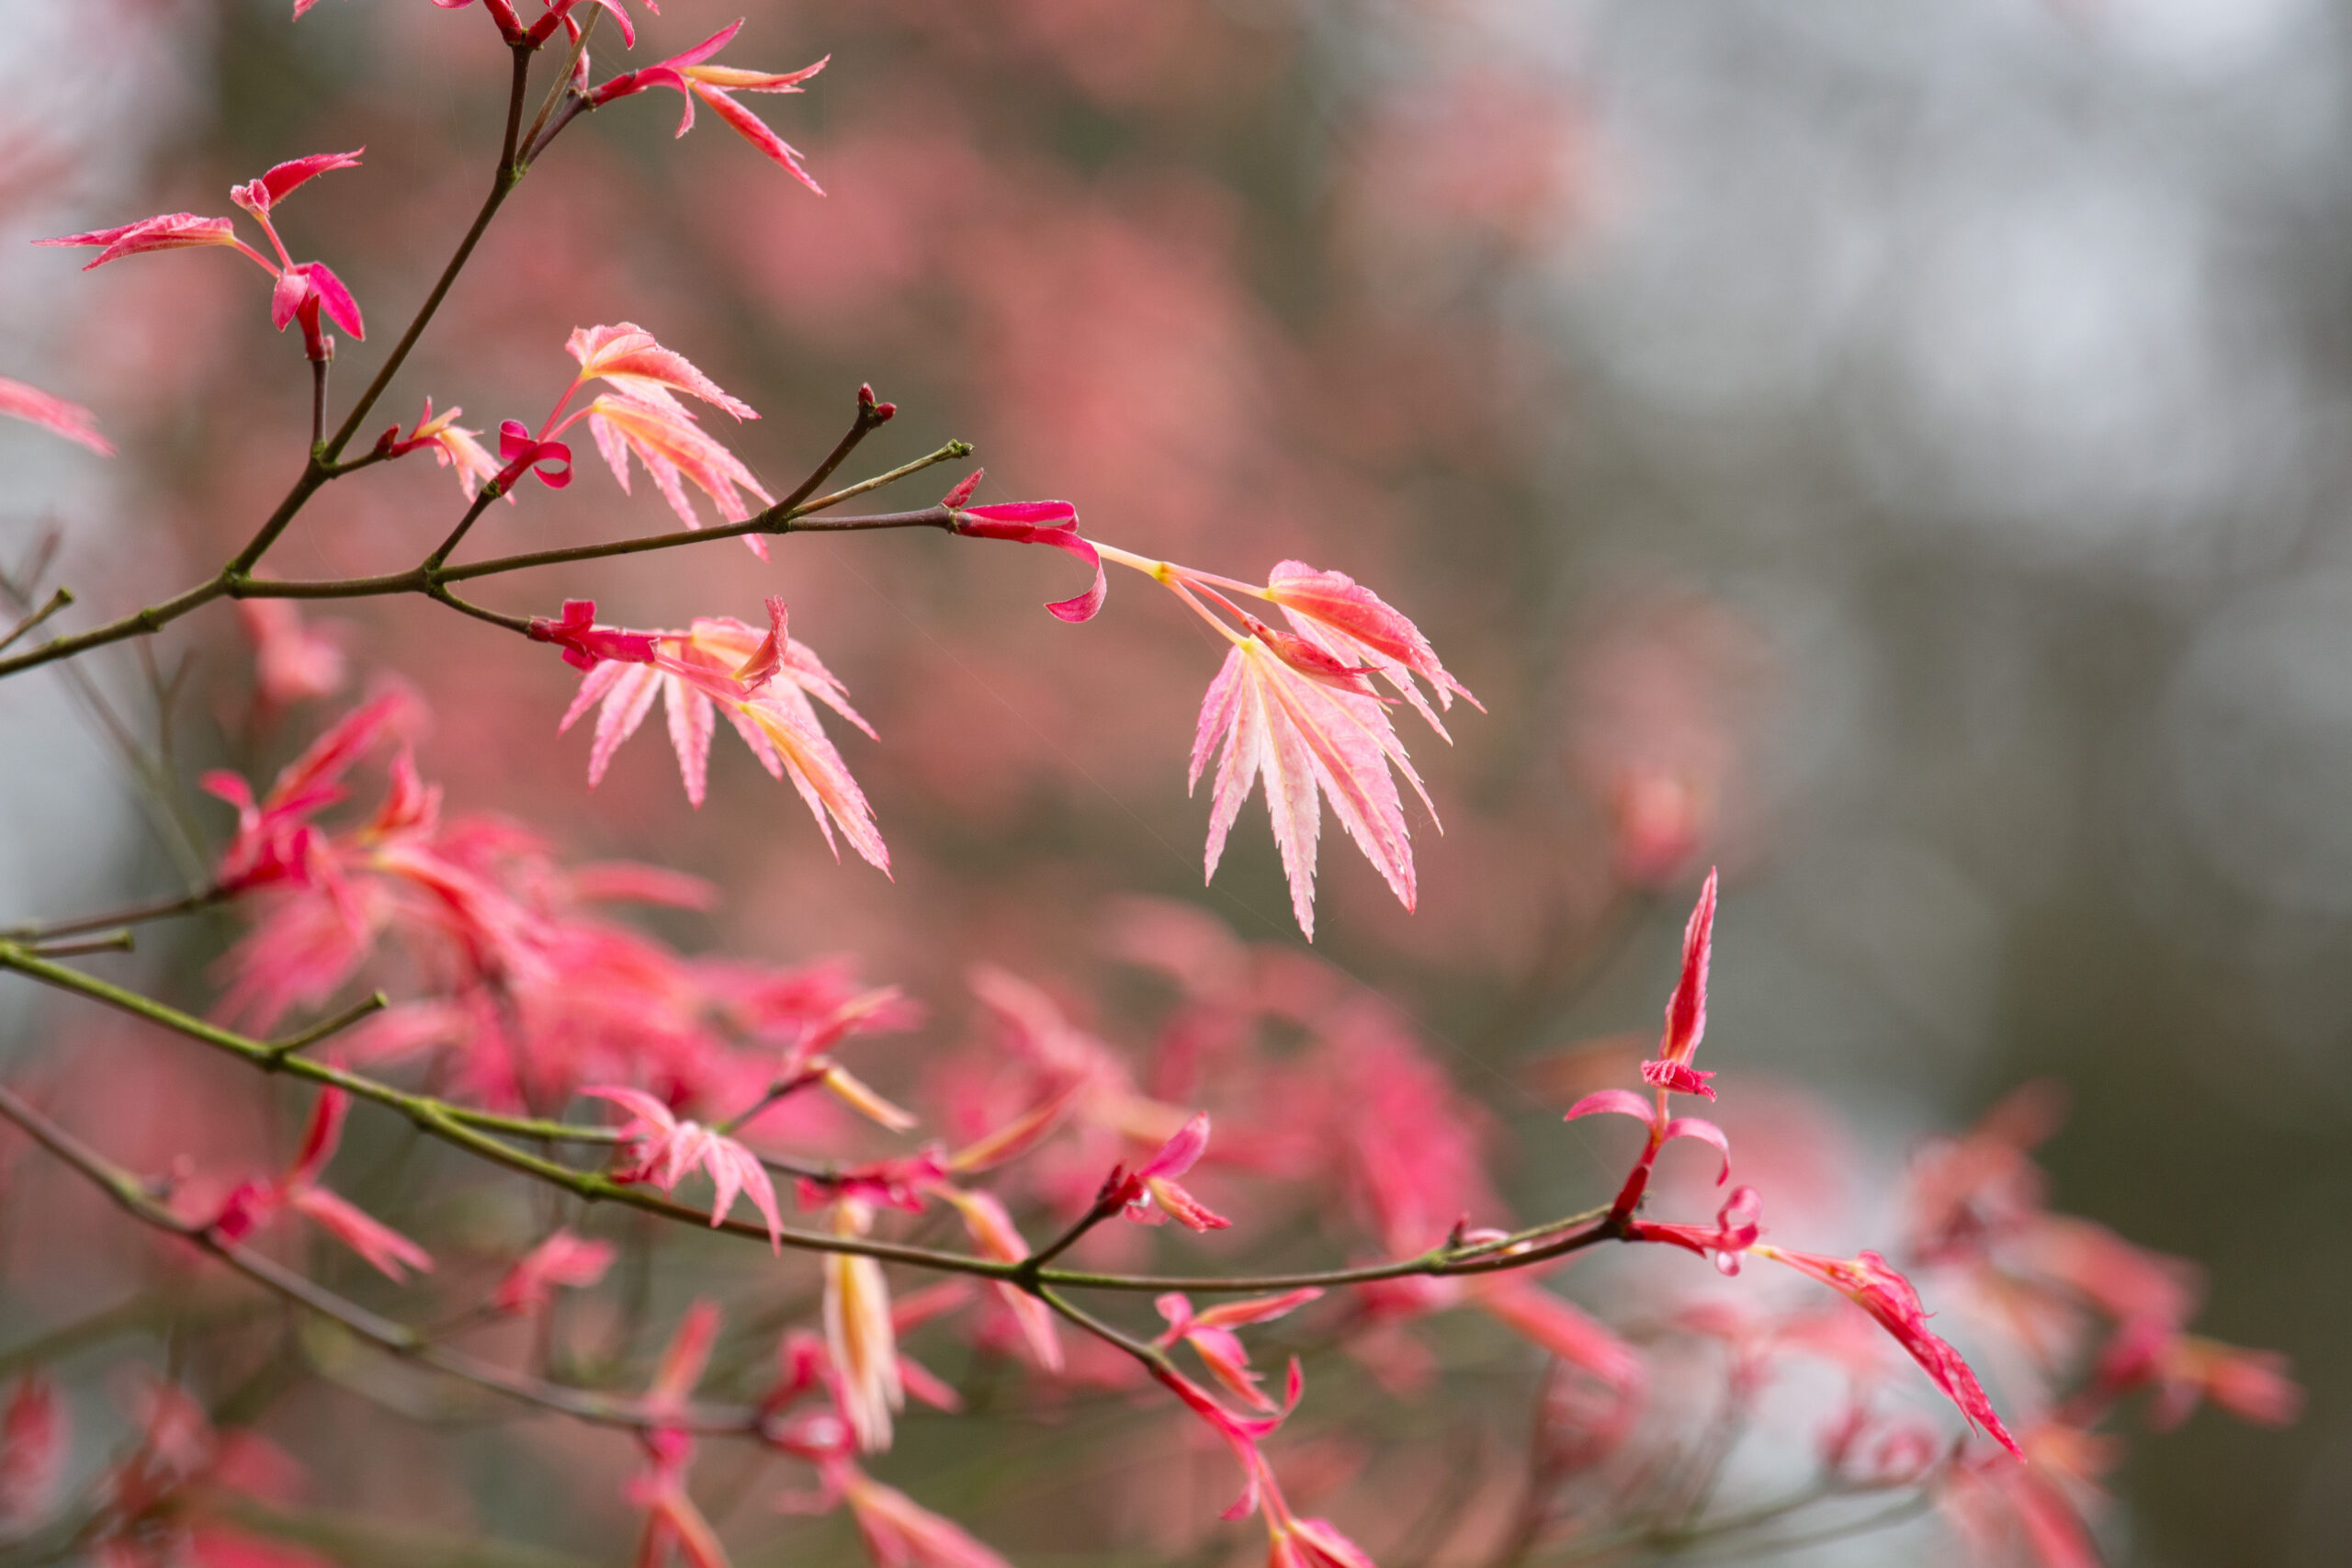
[514,12,598,169]
[1023,1190,1120,1273]
[434,446,971,584]
[1036,1284,1175,1374]
[0,400,966,682]
[0,587,73,653]
[771,385,897,516]
[314,44,537,469]
[424,484,508,572]
[267,990,389,1057]
[0,576,232,681]
[1,885,223,942]
[20,931,135,959]
[0,1082,767,1438]
[0,939,1620,1297]
[0,49,556,688]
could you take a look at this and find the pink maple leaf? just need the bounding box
[236,601,346,708]
[567,323,758,421]
[527,598,659,671]
[582,1085,784,1253]
[585,393,775,547]
[0,375,112,456]
[229,147,363,218]
[557,600,888,873]
[0,1377,66,1529]
[1262,560,1481,737]
[35,212,257,270]
[372,398,503,502]
[588,22,828,193]
[40,149,366,359]
[211,1088,435,1282]
[1565,870,1734,1214]
[491,1227,616,1316]
[1110,1111,1231,1232]
[1191,634,1436,941]
[1156,1289,1321,1412]
[929,1185,1062,1371]
[943,469,1100,622]
[198,690,418,893]
[1750,1243,2023,1460]
[822,1201,902,1453]
[837,1464,1017,1568]
[626,1302,732,1568]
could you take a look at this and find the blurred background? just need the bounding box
[3,0,2347,1562]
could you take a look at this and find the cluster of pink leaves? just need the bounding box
[1,803,2309,1568]
[40,147,367,361]
[197,691,903,1123]
[1545,874,2301,1565]
[30,10,1487,947]
[1896,1083,2303,1564]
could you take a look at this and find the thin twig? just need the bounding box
[772,387,897,516]
[0,51,546,683]
[1023,1192,1119,1274]
[424,487,509,571]
[515,13,598,169]
[0,587,73,653]
[266,991,390,1058]
[315,45,537,468]
[21,931,135,958]
[1,885,222,942]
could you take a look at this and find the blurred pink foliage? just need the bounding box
[0,6,2300,1568]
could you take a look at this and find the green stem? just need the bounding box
[0,940,1620,1296]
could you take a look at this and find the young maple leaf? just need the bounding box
[568,323,759,421]
[558,598,888,874]
[1749,1244,2024,1460]
[520,323,775,551]
[582,1085,785,1253]
[491,1228,616,1317]
[822,1201,903,1453]
[0,375,111,456]
[585,394,776,548]
[1110,1111,1231,1232]
[627,1301,734,1568]
[0,1377,67,1529]
[211,1088,435,1282]
[835,1467,1016,1568]
[928,1185,1062,1371]
[1191,634,1436,942]
[374,398,503,502]
[588,21,830,193]
[237,601,347,708]
[40,148,367,359]
[1262,559,1479,722]
[1156,1290,1322,1413]
[1566,870,1734,1216]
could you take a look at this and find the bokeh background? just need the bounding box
[3,0,2347,1562]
